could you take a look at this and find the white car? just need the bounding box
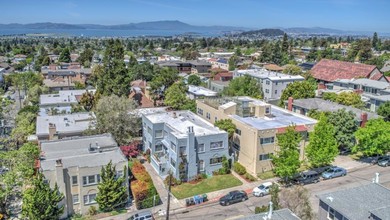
[252,182,273,197]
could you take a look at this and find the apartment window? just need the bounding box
[274,90,277,94]
[198,143,205,152]
[260,137,275,145]
[197,108,204,115]
[170,158,176,168]
[155,143,163,152]
[210,157,223,165]
[155,130,163,138]
[206,112,210,119]
[171,142,176,153]
[275,82,278,85]
[210,141,223,150]
[164,130,168,138]
[235,128,241,135]
[72,176,78,185]
[199,160,205,171]
[83,193,97,205]
[215,117,218,121]
[266,80,270,85]
[116,170,124,178]
[72,194,79,204]
[147,126,152,135]
[259,153,273,161]
[328,207,335,220]
[265,107,270,114]
[82,174,100,186]
[179,146,186,155]
[265,89,269,94]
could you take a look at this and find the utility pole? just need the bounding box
[166,172,172,220]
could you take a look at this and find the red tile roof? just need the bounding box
[386,76,390,82]
[311,59,377,82]
[370,73,383,81]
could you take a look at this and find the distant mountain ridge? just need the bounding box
[0,20,247,31]
[283,27,344,34]
[237,28,285,37]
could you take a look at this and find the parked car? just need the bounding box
[219,190,248,206]
[371,155,390,165]
[312,165,333,174]
[378,157,390,167]
[322,167,347,179]
[128,210,154,220]
[293,171,320,185]
[252,182,273,197]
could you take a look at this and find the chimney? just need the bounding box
[287,97,294,111]
[360,112,368,127]
[48,123,57,140]
[187,126,194,134]
[317,83,326,90]
[267,201,273,219]
[173,112,177,118]
[55,159,62,167]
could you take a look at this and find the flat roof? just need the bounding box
[237,208,300,220]
[335,78,390,90]
[317,183,390,220]
[36,113,95,136]
[39,89,96,106]
[235,69,305,81]
[143,110,226,138]
[40,134,125,171]
[187,85,218,96]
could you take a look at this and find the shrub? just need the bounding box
[255,205,268,214]
[164,174,182,187]
[233,162,247,175]
[120,142,140,158]
[244,173,256,182]
[88,206,97,216]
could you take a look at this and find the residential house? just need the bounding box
[129,80,154,108]
[317,183,390,220]
[213,72,233,81]
[156,60,212,74]
[41,64,92,82]
[209,58,229,70]
[233,69,305,101]
[196,97,317,175]
[39,89,96,116]
[142,110,229,180]
[264,64,284,72]
[36,113,95,141]
[39,134,129,219]
[311,59,385,84]
[208,80,230,93]
[381,60,390,73]
[285,97,379,127]
[187,85,218,100]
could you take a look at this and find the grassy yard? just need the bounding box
[171,174,243,199]
[257,171,275,180]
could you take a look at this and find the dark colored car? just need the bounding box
[294,170,320,185]
[311,165,333,174]
[219,190,248,206]
[378,157,390,167]
[371,155,390,165]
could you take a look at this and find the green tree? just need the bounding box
[22,174,64,220]
[10,111,36,148]
[272,126,301,182]
[78,48,94,67]
[377,101,390,122]
[279,81,316,106]
[149,67,179,104]
[372,32,379,50]
[306,114,338,167]
[270,183,281,210]
[27,84,49,105]
[228,55,239,71]
[279,186,314,220]
[354,119,390,156]
[93,95,139,145]
[164,82,195,112]
[214,119,236,139]
[79,90,96,111]
[58,47,71,63]
[281,33,289,53]
[282,64,303,75]
[187,74,202,86]
[328,109,358,149]
[335,92,364,108]
[223,75,262,98]
[96,161,128,211]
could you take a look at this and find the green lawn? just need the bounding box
[171,174,243,199]
[257,171,275,180]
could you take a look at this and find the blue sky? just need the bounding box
[1,0,389,32]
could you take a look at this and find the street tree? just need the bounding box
[279,81,316,106]
[279,186,314,220]
[328,109,358,149]
[187,74,202,86]
[22,174,64,220]
[93,95,139,145]
[96,161,128,211]
[272,126,301,182]
[214,119,236,140]
[354,119,390,156]
[223,75,263,98]
[306,114,338,167]
[377,101,390,121]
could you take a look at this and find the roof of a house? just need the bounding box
[289,98,379,121]
[187,85,218,97]
[215,72,233,78]
[235,69,305,82]
[40,134,125,171]
[40,89,96,106]
[43,78,76,88]
[317,183,390,220]
[237,208,300,220]
[335,78,390,90]
[36,113,95,136]
[143,110,227,138]
[311,59,378,82]
[264,64,284,72]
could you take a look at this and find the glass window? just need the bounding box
[147,127,152,135]
[155,144,163,152]
[116,171,124,178]
[259,153,273,161]
[198,143,205,152]
[72,194,79,204]
[197,108,203,115]
[83,194,97,205]
[266,80,270,85]
[210,141,223,149]
[171,142,176,153]
[170,158,176,168]
[265,89,269,93]
[235,128,241,135]
[88,175,95,184]
[199,160,205,171]
[274,90,277,94]
[155,130,163,138]
[265,108,270,114]
[328,207,335,220]
[72,176,78,185]
[82,175,99,186]
[260,137,275,145]
[179,146,186,155]
[206,112,210,119]
[210,157,223,165]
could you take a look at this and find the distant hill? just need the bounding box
[0,20,247,32]
[236,28,285,37]
[284,27,344,34]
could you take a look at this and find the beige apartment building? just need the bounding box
[196,97,317,175]
[39,134,128,219]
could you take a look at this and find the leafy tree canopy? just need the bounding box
[223,75,263,98]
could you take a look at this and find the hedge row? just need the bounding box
[130,160,160,209]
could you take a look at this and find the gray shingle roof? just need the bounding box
[237,208,300,220]
[317,183,390,220]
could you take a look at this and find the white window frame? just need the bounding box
[72,175,78,185]
[198,143,205,153]
[210,141,223,150]
[83,193,97,205]
[327,207,335,220]
[155,143,163,152]
[155,130,163,138]
[199,160,205,171]
[73,194,79,204]
[210,157,223,165]
[82,174,100,186]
